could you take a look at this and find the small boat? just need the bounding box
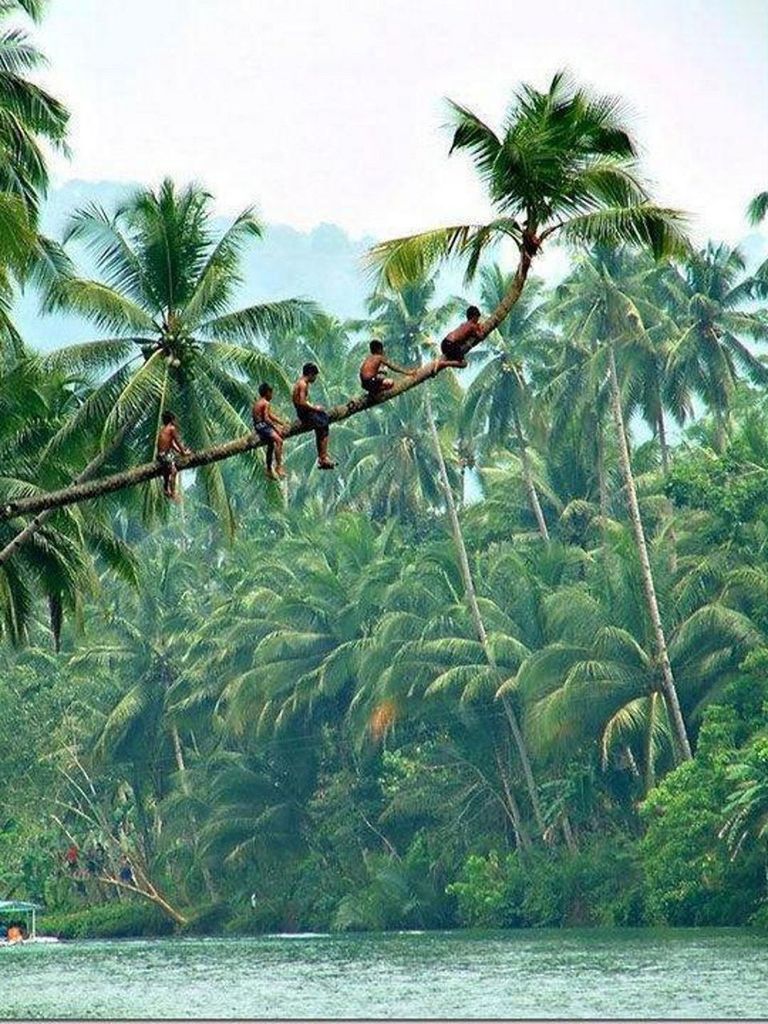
[0,899,60,944]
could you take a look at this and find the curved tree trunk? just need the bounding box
[607,347,691,762]
[512,408,549,541]
[426,393,544,845]
[99,873,187,926]
[0,418,136,565]
[0,252,535,525]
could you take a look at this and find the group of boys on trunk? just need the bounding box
[157,307,485,496]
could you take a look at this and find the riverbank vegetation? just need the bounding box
[2,0,768,937]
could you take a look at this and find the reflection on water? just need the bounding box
[1,928,767,1019]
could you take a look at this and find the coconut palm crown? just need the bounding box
[41,179,318,530]
[368,72,688,291]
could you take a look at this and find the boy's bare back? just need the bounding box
[157,423,181,454]
[360,353,385,379]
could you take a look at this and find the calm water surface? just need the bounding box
[1,928,767,1019]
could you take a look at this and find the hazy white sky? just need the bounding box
[37,0,768,244]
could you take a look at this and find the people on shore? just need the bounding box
[157,411,192,501]
[292,363,334,470]
[359,340,416,396]
[252,383,288,479]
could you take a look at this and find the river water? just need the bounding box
[1,928,766,1019]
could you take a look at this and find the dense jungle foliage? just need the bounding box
[1,0,768,937]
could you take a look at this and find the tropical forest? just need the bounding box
[2,0,768,943]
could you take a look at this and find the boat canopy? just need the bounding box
[0,900,44,913]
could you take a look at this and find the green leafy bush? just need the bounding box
[448,841,644,929]
[43,901,174,939]
[640,706,765,926]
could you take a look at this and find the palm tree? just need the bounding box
[0,0,69,349]
[336,276,462,522]
[0,355,137,645]
[721,736,768,857]
[369,72,687,326]
[548,250,694,760]
[363,278,458,365]
[0,75,692,527]
[36,179,316,533]
[463,268,553,538]
[425,392,547,841]
[746,191,768,226]
[0,0,68,216]
[352,542,535,850]
[515,529,760,789]
[188,513,404,739]
[68,541,217,898]
[663,243,768,450]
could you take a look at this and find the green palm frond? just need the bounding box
[200,298,319,342]
[365,224,487,290]
[746,191,768,226]
[0,0,48,22]
[561,205,689,259]
[44,277,157,333]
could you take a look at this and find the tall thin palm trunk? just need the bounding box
[170,727,217,902]
[426,394,545,844]
[656,410,670,476]
[607,346,692,761]
[596,424,609,518]
[512,406,549,541]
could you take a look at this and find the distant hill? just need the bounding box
[13,179,380,352]
[13,179,768,354]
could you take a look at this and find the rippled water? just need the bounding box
[1,928,767,1019]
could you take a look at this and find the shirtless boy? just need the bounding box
[252,383,288,479]
[435,305,486,371]
[157,411,191,501]
[359,340,416,396]
[292,363,334,470]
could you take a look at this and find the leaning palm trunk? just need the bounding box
[512,406,549,541]
[481,252,532,336]
[607,347,691,761]
[99,867,187,927]
[426,394,544,845]
[492,739,532,853]
[1,255,534,522]
[170,724,217,901]
[0,417,136,565]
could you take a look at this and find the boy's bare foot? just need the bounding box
[275,466,286,478]
[266,468,279,480]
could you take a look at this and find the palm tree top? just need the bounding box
[747,190,768,227]
[0,0,48,21]
[368,71,689,289]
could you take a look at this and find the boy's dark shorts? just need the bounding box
[254,421,278,443]
[296,407,330,438]
[441,337,466,361]
[361,375,390,395]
